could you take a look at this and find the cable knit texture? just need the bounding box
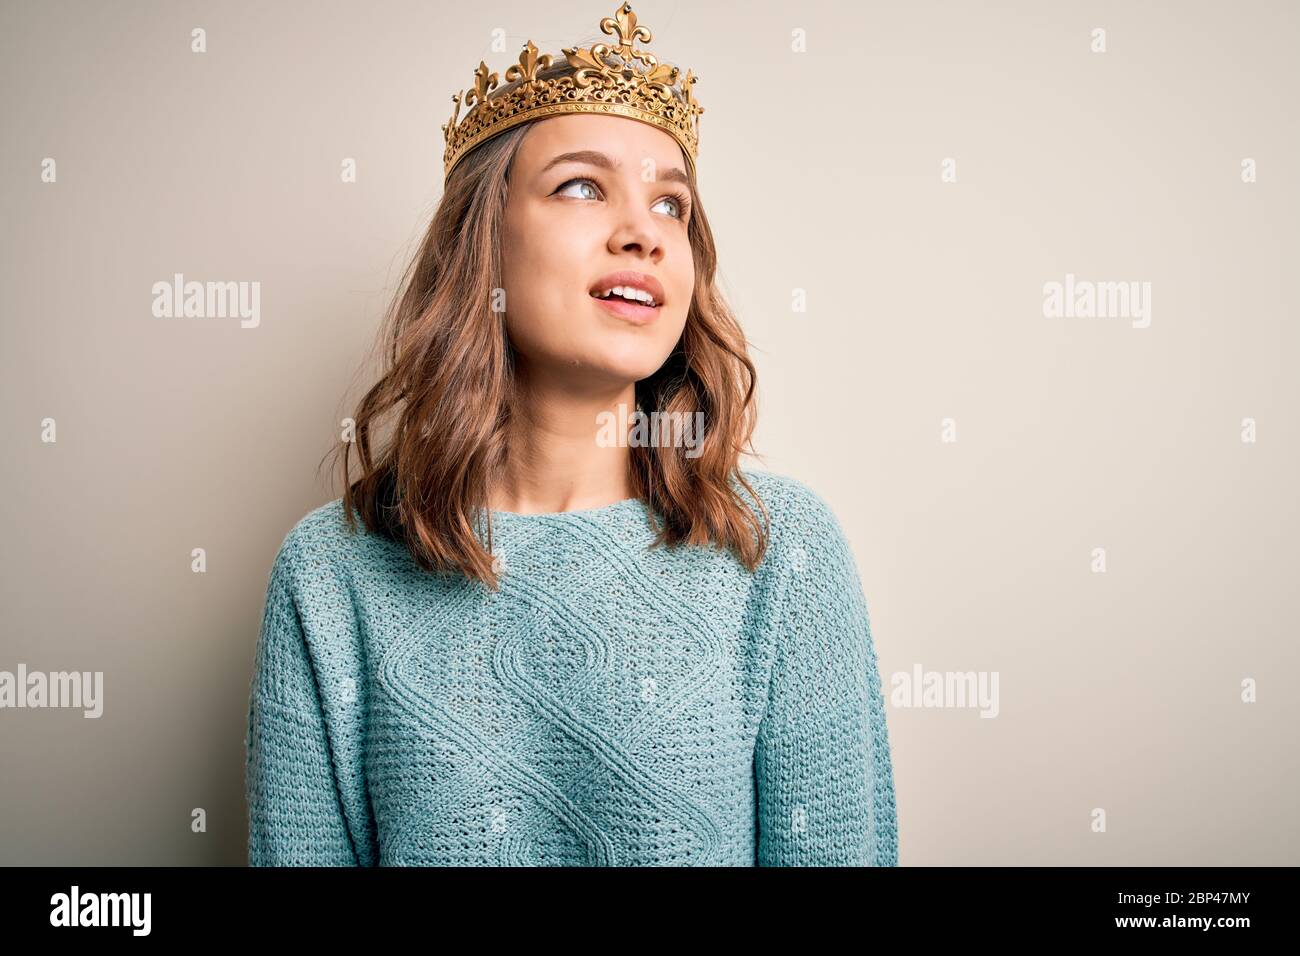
[245,468,898,866]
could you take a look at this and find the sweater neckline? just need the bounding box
[484,495,647,523]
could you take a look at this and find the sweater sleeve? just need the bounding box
[754,488,899,866]
[244,535,362,866]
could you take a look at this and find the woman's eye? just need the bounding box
[651,196,682,219]
[556,178,600,201]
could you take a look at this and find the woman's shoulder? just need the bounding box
[267,496,392,585]
[275,497,349,558]
[733,466,863,585]
[736,468,869,621]
[736,467,851,544]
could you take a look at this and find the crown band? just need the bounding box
[441,2,704,183]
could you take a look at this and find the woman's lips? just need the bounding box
[590,293,660,324]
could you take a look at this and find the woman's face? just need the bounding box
[500,112,695,389]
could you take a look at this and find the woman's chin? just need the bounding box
[551,336,673,383]
[595,350,675,382]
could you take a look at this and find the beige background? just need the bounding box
[1,0,1296,865]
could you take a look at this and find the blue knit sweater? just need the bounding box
[244,469,898,866]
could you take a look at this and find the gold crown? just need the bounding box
[441,2,704,183]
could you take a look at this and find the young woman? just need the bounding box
[245,2,898,866]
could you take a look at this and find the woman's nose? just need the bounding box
[607,206,664,261]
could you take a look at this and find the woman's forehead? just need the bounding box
[518,113,685,171]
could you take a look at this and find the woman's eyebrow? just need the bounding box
[540,150,689,185]
[542,149,615,173]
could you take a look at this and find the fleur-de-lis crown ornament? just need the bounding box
[441,2,704,183]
